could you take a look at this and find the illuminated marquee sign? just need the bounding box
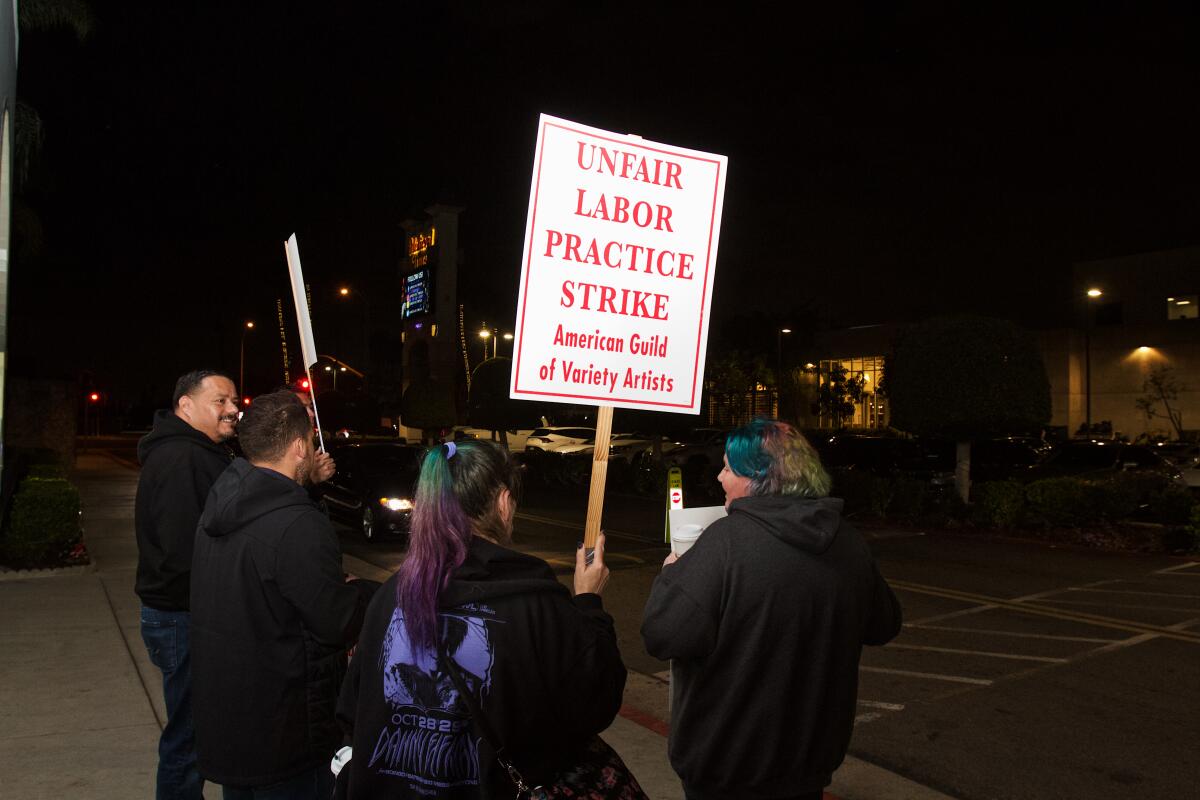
[403,268,433,318]
[407,227,437,268]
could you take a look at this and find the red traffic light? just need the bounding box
[299,379,310,390]
[242,397,251,406]
[88,392,100,402]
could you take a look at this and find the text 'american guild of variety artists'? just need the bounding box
[537,140,703,395]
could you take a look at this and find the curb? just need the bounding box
[0,562,96,581]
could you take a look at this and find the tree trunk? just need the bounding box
[956,440,971,504]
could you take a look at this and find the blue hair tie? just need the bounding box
[444,442,457,459]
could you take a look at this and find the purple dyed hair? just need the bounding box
[395,440,520,652]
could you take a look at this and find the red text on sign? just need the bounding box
[543,230,694,281]
[560,281,670,321]
[573,189,674,232]
[576,141,684,189]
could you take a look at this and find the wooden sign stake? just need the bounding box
[582,405,614,549]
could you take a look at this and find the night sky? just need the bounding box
[10,2,1200,411]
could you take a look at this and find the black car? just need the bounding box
[816,434,933,479]
[921,437,1047,486]
[1021,440,1184,485]
[321,442,424,541]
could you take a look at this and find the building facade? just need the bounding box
[804,246,1198,440]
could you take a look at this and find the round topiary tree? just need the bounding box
[887,315,1051,502]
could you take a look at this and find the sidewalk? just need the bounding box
[0,453,956,799]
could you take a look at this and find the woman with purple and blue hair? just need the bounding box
[336,439,645,799]
[642,418,902,800]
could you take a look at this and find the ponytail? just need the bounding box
[395,440,520,652]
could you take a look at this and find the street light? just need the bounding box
[1085,288,1102,433]
[503,332,514,356]
[240,321,255,396]
[479,327,496,360]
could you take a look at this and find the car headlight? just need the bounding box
[379,497,413,512]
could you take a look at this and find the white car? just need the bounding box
[523,426,596,454]
[454,426,537,452]
[1182,461,1200,492]
[555,433,680,464]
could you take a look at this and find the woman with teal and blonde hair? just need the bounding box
[642,418,902,800]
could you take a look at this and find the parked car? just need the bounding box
[454,426,537,451]
[661,427,729,471]
[1020,441,1185,485]
[1154,442,1200,468]
[322,442,423,541]
[1181,461,1200,493]
[921,437,1047,486]
[555,432,679,464]
[523,426,597,454]
[816,434,933,479]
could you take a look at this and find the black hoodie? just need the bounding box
[336,537,626,799]
[190,458,373,787]
[135,409,234,611]
[641,495,901,799]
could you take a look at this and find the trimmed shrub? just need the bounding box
[26,463,68,480]
[1186,504,1200,552]
[973,480,1025,528]
[888,478,928,522]
[1147,484,1196,526]
[867,477,896,518]
[1024,477,1101,527]
[0,476,82,568]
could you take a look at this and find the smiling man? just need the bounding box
[135,369,240,800]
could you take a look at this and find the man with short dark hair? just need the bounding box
[274,383,336,485]
[136,369,240,800]
[190,391,373,799]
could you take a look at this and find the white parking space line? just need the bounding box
[1065,587,1200,599]
[858,701,906,711]
[1030,597,1200,613]
[1154,562,1200,575]
[860,666,994,686]
[885,643,1068,663]
[903,604,994,626]
[854,712,885,724]
[903,624,1118,644]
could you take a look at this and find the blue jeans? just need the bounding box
[141,606,204,800]
[221,765,333,800]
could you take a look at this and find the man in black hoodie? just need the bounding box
[190,391,374,799]
[642,419,902,800]
[136,369,239,800]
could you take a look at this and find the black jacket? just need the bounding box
[191,458,373,787]
[336,537,626,799]
[641,495,901,799]
[135,410,234,611]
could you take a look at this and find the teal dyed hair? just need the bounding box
[725,418,831,498]
[396,440,521,652]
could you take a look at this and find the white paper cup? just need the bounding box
[671,524,705,557]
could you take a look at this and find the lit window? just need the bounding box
[1167,295,1198,321]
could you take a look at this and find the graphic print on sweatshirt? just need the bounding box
[369,608,498,791]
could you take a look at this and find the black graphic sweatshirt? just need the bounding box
[336,537,627,799]
[135,409,233,611]
[190,458,375,787]
[641,495,902,799]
